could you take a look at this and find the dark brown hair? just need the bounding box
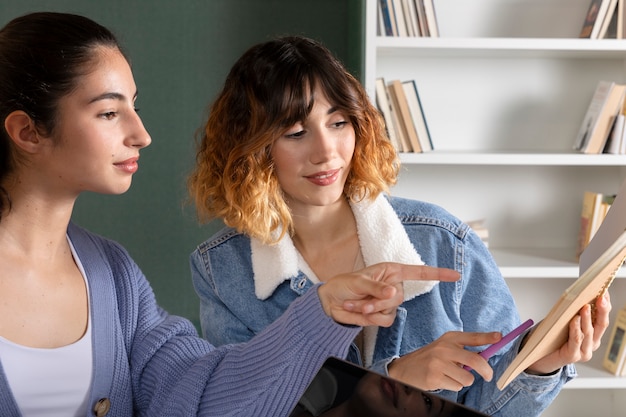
[0,12,123,220]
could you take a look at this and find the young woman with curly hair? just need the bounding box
[187,35,609,417]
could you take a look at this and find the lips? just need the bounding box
[380,377,399,408]
[304,168,340,186]
[114,157,139,174]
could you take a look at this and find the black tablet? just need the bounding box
[289,357,489,417]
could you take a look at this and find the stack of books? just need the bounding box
[375,77,433,153]
[573,80,626,155]
[378,0,438,37]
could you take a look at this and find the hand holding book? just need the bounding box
[497,177,626,389]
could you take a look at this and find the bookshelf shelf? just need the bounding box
[568,354,626,389]
[375,37,626,59]
[399,151,626,166]
[366,0,626,414]
[491,247,626,278]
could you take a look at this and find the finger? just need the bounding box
[592,292,612,347]
[333,309,398,328]
[579,305,595,359]
[567,314,584,358]
[379,263,460,285]
[441,330,502,348]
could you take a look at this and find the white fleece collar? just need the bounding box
[251,194,438,300]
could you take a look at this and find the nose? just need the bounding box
[127,111,152,149]
[309,128,335,164]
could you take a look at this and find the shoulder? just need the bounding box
[67,221,132,261]
[193,225,250,255]
[190,225,253,277]
[386,195,470,240]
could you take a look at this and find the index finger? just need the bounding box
[376,263,460,284]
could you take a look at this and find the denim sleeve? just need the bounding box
[403,219,573,417]
[453,231,575,416]
[463,335,576,417]
[189,249,255,346]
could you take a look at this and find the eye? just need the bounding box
[284,129,306,139]
[100,111,118,120]
[332,120,349,129]
[421,393,433,411]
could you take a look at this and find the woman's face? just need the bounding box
[347,373,450,417]
[270,89,355,213]
[39,46,151,196]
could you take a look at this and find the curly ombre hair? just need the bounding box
[188,36,399,244]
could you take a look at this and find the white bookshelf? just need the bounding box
[364,1,626,416]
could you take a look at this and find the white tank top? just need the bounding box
[0,237,92,416]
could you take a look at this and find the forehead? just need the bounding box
[66,47,136,104]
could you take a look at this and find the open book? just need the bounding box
[497,177,626,389]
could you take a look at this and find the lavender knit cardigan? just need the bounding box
[0,222,359,416]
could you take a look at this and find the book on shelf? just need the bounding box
[388,79,421,152]
[384,81,411,152]
[401,0,419,37]
[391,0,408,37]
[378,0,397,36]
[402,80,433,152]
[603,304,626,376]
[618,0,626,38]
[604,94,626,154]
[421,0,439,37]
[604,112,625,153]
[384,82,412,152]
[375,77,402,152]
[599,0,620,38]
[414,0,430,37]
[378,0,437,37]
[497,176,626,390]
[576,191,615,260]
[573,81,626,154]
[576,191,603,260]
[597,0,626,38]
[580,0,615,39]
[466,219,489,248]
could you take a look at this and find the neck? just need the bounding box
[291,197,355,249]
[0,182,75,259]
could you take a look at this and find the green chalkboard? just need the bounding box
[0,0,364,330]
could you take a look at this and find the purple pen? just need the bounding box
[463,318,534,371]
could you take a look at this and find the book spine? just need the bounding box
[379,0,395,36]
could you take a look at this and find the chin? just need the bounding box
[96,182,133,195]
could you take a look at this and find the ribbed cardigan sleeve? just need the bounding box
[72,223,360,417]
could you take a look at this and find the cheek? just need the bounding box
[341,132,356,161]
[271,145,301,176]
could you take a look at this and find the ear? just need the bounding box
[4,110,44,154]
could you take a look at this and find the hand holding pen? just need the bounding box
[463,319,535,371]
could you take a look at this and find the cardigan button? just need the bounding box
[93,398,111,416]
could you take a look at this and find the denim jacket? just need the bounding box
[190,195,575,416]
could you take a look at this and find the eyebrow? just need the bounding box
[327,106,339,115]
[88,91,138,104]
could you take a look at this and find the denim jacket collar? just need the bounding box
[251,194,438,300]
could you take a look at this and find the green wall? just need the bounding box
[1,0,364,329]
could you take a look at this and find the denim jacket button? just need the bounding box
[297,279,306,289]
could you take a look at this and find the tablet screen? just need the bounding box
[289,357,489,417]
